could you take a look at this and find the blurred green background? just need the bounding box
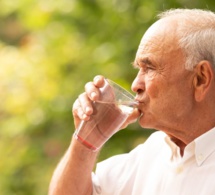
[1,0,215,194]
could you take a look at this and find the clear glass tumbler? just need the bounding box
[74,79,138,151]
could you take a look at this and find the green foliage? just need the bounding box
[1,0,215,194]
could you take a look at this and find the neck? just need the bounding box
[167,119,215,157]
[169,136,186,156]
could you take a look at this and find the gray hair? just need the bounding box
[158,9,215,70]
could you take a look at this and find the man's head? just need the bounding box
[158,9,215,70]
[132,9,215,144]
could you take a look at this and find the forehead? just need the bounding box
[141,18,179,45]
[135,18,183,66]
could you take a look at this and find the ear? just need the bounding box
[193,60,214,102]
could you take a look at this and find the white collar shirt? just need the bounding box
[92,127,215,195]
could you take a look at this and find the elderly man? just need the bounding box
[49,9,215,195]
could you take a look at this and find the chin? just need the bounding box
[138,115,156,129]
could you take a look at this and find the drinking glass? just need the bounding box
[74,79,138,151]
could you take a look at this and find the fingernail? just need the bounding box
[85,106,91,113]
[94,76,100,83]
[91,92,97,99]
[83,114,87,120]
[83,114,90,121]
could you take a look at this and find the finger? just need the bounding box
[73,99,85,120]
[120,108,141,129]
[78,92,93,117]
[85,81,101,101]
[127,108,141,123]
[73,95,92,121]
[72,99,82,128]
[93,75,105,87]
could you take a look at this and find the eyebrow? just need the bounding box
[132,57,153,68]
[132,61,138,68]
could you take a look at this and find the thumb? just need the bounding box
[120,108,141,129]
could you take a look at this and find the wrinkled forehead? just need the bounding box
[134,18,185,68]
[137,18,181,56]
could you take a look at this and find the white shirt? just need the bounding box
[92,128,215,195]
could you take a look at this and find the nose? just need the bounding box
[131,72,145,94]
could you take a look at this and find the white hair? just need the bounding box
[158,9,215,70]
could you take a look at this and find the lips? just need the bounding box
[133,100,145,117]
[135,100,145,107]
[134,95,145,103]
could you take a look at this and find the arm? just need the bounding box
[48,137,99,195]
[49,75,140,194]
[49,76,105,195]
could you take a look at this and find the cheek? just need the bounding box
[146,80,160,99]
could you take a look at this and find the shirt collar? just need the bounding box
[165,136,181,161]
[165,127,215,166]
[194,127,215,166]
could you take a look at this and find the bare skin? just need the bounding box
[49,17,215,194]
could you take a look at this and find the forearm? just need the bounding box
[49,137,99,195]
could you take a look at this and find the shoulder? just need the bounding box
[93,131,167,194]
[97,131,167,168]
[131,130,167,154]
